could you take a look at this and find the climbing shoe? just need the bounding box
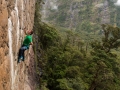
[17,59,21,63]
[20,56,23,60]
[17,56,23,63]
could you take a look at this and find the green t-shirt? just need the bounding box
[23,35,32,46]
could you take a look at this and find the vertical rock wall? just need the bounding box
[0,0,36,90]
[0,0,10,90]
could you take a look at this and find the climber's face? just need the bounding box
[28,30,33,35]
[26,30,33,35]
[28,30,31,34]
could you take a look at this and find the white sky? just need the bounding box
[115,0,120,6]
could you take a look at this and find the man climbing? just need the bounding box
[18,30,33,63]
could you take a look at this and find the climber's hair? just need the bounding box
[30,30,33,35]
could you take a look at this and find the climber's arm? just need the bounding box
[29,37,33,45]
[30,42,33,45]
[24,30,29,35]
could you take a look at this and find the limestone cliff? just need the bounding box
[0,0,36,90]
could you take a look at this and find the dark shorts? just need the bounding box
[18,45,29,60]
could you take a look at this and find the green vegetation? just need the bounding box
[34,0,120,90]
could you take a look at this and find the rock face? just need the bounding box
[0,0,36,90]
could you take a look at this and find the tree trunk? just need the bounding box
[89,68,100,90]
[89,80,96,90]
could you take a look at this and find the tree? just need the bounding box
[88,24,120,90]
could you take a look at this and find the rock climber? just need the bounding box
[18,30,33,63]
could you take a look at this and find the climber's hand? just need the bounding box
[30,42,33,45]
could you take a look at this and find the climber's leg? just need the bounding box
[18,45,29,63]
